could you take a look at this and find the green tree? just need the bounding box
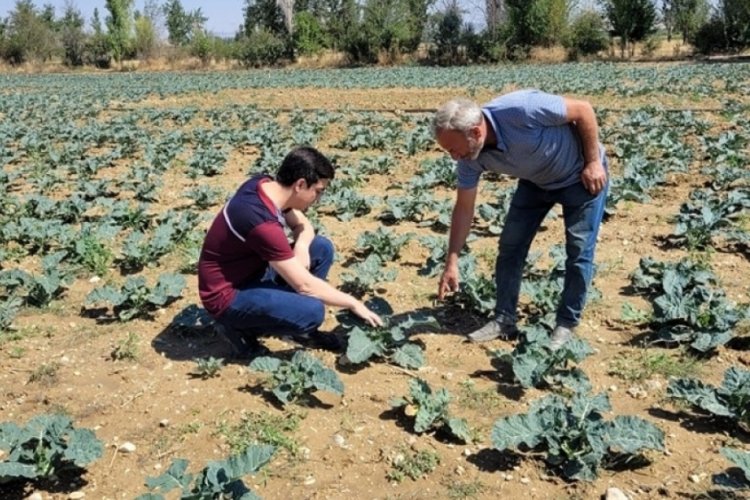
[243,0,287,37]
[602,0,657,57]
[692,0,750,53]
[163,0,205,46]
[360,0,430,60]
[564,10,609,59]
[4,0,57,63]
[236,27,286,65]
[104,0,133,62]
[40,3,57,30]
[190,30,213,63]
[293,10,328,56]
[675,0,709,43]
[85,7,110,67]
[542,0,571,46]
[403,0,433,51]
[60,1,86,66]
[133,10,157,59]
[91,7,103,34]
[322,0,358,51]
[431,1,463,64]
[663,0,709,43]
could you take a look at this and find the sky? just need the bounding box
[1,0,489,39]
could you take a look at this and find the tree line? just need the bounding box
[1,0,748,69]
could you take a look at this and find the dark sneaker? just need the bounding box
[292,331,345,352]
[549,325,574,351]
[215,324,269,359]
[467,319,519,342]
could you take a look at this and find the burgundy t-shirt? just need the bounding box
[198,175,294,317]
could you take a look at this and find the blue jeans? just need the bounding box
[494,177,607,328]
[217,235,334,338]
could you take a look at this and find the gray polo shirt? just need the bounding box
[456,89,604,191]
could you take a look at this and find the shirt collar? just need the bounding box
[482,108,506,152]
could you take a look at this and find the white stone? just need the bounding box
[605,487,631,500]
[159,419,169,427]
[89,276,101,283]
[333,434,347,448]
[303,475,316,486]
[689,474,702,483]
[118,442,136,453]
[520,477,530,485]
[627,386,648,399]
[68,493,86,500]
[26,493,43,500]
[455,465,465,476]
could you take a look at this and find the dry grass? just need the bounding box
[2,40,750,75]
[528,45,569,63]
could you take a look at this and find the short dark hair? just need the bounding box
[276,146,335,187]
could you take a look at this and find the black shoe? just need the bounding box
[292,332,345,352]
[215,324,270,359]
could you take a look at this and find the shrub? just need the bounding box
[565,11,609,60]
[293,11,328,57]
[190,32,213,64]
[235,28,286,67]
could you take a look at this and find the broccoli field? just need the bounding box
[1,63,750,498]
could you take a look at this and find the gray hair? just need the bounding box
[432,98,483,137]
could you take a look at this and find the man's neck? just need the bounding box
[259,180,291,212]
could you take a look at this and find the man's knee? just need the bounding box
[312,235,335,260]
[299,300,325,334]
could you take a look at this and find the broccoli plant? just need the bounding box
[136,445,275,500]
[343,312,437,369]
[493,326,594,392]
[193,357,225,379]
[119,211,199,272]
[520,245,568,320]
[666,366,750,431]
[718,448,750,486]
[671,188,750,250]
[449,256,496,317]
[339,254,397,297]
[85,273,186,321]
[186,185,226,210]
[417,235,448,278]
[320,186,379,222]
[0,296,22,332]
[378,190,438,224]
[0,252,74,307]
[629,257,748,352]
[249,351,344,405]
[391,378,472,443]
[356,227,414,262]
[492,392,665,481]
[0,414,103,483]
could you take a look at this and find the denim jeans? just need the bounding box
[217,235,334,338]
[494,176,608,328]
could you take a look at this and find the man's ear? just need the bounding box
[293,178,307,192]
[469,124,482,140]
